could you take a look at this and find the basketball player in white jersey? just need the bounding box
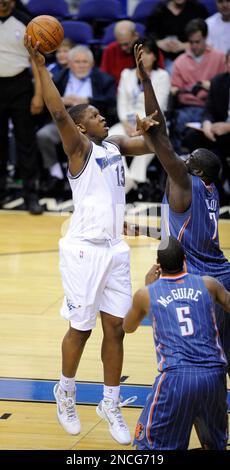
[24,36,158,445]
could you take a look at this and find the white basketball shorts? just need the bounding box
[59,238,132,331]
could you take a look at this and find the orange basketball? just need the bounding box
[26,15,64,54]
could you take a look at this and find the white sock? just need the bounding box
[103,385,120,403]
[50,163,63,179]
[60,374,76,393]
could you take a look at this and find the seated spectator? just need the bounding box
[47,38,76,79]
[109,39,171,194]
[206,0,230,54]
[183,49,230,204]
[37,45,117,193]
[100,20,140,87]
[170,18,226,153]
[146,0,208,73]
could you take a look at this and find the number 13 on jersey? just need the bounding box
[116,164,125,187]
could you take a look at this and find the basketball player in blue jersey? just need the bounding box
[124,236,230,450]
[134,43,230,373]
[24,37,159,444]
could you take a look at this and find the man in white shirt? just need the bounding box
[206,0,230,54]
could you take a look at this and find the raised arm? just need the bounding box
[134,44,191,210]
[123,264,161,333]
[30,58,44,115]
[203,276,230,313]
[123,288,150,333]
[24,36,90,175]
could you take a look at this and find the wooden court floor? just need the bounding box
[0,211,229,450]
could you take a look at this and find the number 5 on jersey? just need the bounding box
[176,306,194,336]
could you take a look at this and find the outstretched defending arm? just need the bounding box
[123,288,150,333]
[24,36,90,176]
[203,276,230,313]
[134,44,192,211]
[123,265,160,333]
[110,113,159,156]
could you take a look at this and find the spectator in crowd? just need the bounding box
[183,49,230,203]
[170,18,226,152]
[37,45,117,193]
[206,0,230,54]
[109,38,170,194]
[0,0,43,214]
[146,0,208,73]
[100,20,140,87]
[47,38,76,79]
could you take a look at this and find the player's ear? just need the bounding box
[76,123,86,134]
[184,258,187,272]
[193,168,203,176]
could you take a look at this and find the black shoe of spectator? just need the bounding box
[0,189,13,208]
[40,176,65,197]
[126,188,139,204]
[136,182,163,203]
[24,194,43,215]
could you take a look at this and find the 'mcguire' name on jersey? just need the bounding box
[157,288,202,308]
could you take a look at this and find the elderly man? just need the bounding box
[37,45,116,193]
[100,20,140,87]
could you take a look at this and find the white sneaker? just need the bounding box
[53,383,81,435]
[96,396,136,445]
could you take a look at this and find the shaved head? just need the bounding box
[114,20,136,38]
[114,20,139,54]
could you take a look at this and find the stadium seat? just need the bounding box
[101,22,146,45]
[199,0,217,16]
[77,0,123,22]
[131,0,159,23]
[61,21,94,45]
[27,0,69,18]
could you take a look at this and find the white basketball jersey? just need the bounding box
[65,140,126,242]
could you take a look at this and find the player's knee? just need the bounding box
[68,326,92,344]
[104,319,125,341]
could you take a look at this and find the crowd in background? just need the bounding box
[0,0,230,213]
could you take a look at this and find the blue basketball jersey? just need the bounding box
[148,273,227,372]
[161,176,230,276]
